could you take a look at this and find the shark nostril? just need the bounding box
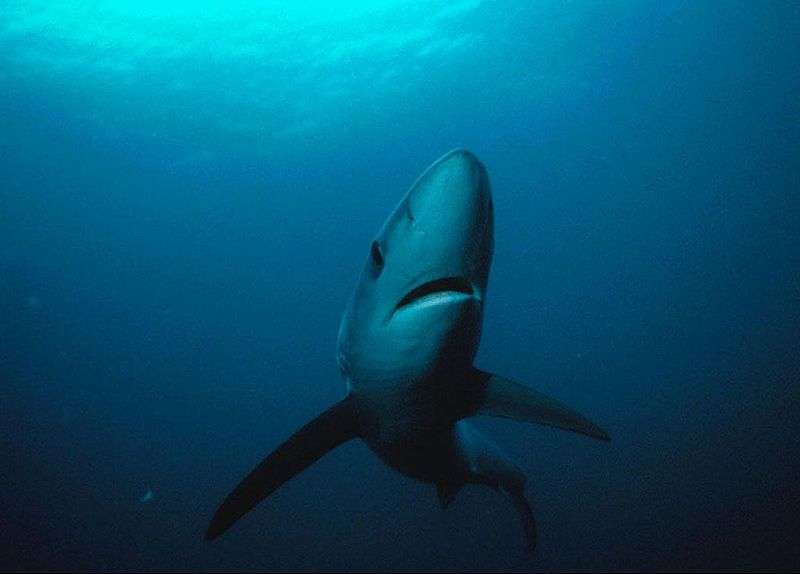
[370,241,384,269]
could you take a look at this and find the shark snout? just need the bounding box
[401,149,494,296]
[407,149,491,225]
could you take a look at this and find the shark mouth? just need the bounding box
[396,276,473,311]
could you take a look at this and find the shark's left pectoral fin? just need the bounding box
[468,369,610,441]
[206,396,359,540]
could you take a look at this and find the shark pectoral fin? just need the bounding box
[469,369,610,441]
[205,396,359,540]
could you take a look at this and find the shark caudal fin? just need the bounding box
[206,397,359,540]
[467,369,610,441]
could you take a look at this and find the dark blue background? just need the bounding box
[2,1,798,570]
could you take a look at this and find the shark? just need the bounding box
[205,149,610,551]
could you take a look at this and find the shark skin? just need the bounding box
[205,149,610,552]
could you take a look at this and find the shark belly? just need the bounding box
[346,341,487,484]
[351,379,466,483]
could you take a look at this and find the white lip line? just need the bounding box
[389,275,476,320]
[394,289,474,312]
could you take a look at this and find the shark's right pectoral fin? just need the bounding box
[468,369,610,441]
[206,396,359,540]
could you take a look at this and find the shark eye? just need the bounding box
[370,241,384,269]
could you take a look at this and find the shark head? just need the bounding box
[337,149,494,388]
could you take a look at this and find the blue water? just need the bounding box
[2,1,799,571]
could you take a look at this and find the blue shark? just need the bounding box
[206,150,609,551]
